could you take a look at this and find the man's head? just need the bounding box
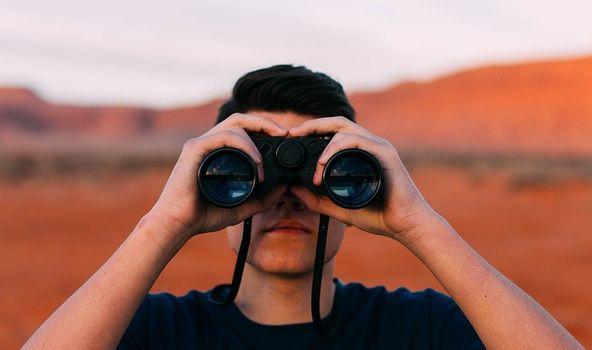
[216,64,355,124]
[219,65,356,277]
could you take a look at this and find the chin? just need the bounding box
[226,224,344,277]
[249,248,315,276]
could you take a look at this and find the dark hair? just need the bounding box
[216,64,355,124]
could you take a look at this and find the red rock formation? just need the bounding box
[350,56,592,156]
[2,56,592,155]
[0,89,219,139]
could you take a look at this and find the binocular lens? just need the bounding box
[199,150,256,208]
[324,150,381,208]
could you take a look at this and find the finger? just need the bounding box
[183,130,265,182]
[226,127,267,182]
[288,116,359,137]
[221,113,289,137]
[312,133,375,186]
[238,184,288,218]
[290,185,352,224]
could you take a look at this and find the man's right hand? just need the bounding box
[23,113,290,350]
[144,113,289,240]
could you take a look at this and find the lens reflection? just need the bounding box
[202,154,255,206]
[325,153,379,208]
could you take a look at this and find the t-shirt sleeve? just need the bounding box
[116,295,152,350]
[424,289,485,349]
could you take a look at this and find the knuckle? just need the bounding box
[378,138,391,147]
[225,113,246,125]
[331,132,347,141]
[334,116,350,125]
[219,129,239,138]
[228,112,244,120]
[182,138,201,151]
[230,127,249,136]
[329,138,352,151]
[347,133,363,141]
[349,123,364,133]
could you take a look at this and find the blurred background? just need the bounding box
[1,0,591,347]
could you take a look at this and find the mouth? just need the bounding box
[264,220,311,234]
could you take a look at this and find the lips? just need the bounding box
[265,219,311,234]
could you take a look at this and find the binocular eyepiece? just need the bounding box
[198,135,382,209]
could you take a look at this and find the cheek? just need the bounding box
[325,221,346,260]
[225,223,243,255]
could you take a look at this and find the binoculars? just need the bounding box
[197,135,382,209]
[199,134,383,335]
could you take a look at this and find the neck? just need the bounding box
[234,259,336,325]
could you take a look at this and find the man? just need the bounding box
[24,65,583,349]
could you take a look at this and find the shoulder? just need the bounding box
[336,280,485,349]
[339,280,453,310]
[118,290,214,349]
[142,289,209,310]
[137,289,214,325]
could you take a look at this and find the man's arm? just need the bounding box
[22,114,288,349]
[289,116,584,349]
[22,215,188,350]
[402,210,583,349]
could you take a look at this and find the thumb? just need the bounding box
[291,185,348,222]
[237,184,288,219]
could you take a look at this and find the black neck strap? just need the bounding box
[311,214,338,336]
[208,215,338,336]
[208,217,252,305]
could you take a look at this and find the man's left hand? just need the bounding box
[288,116,441,244]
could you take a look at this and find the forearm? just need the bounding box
[402,213,583,350]
[23,214,189,350]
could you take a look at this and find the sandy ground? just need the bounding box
[1,166,591,348]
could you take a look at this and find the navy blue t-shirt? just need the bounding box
[118,279,485,349]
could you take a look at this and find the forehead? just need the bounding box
[248,110,315,129]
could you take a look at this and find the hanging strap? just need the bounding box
[208,217,252,305]
[311,214,338,336]
[208,214,338,336]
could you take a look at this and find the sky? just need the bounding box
[0,0,591,107]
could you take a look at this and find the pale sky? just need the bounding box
[1,0,591,107]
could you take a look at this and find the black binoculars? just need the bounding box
[197,135,382,209]
[199,134,383,335]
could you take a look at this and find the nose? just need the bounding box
[273,188,306,212]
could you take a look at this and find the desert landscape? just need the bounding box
[1,56,591,348]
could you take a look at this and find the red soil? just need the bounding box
[1,166,590,348]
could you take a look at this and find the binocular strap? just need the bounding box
[311,214,339,336]
[208,215,338,336]
[208,217,252,305]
